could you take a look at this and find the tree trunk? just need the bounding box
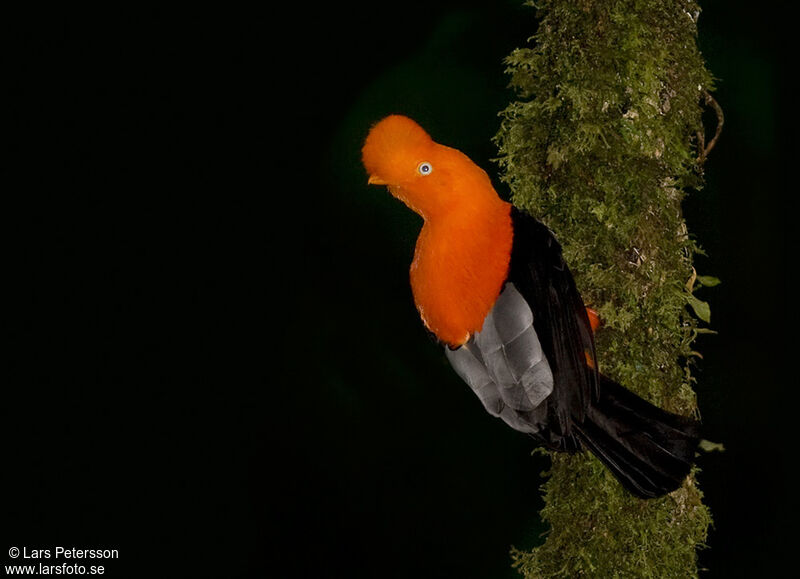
[495,1,716,576]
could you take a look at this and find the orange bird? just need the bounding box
[363,115,700,498]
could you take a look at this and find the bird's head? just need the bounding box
[362,115,491,220]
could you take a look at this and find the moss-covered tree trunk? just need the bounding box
[495,1,715,576]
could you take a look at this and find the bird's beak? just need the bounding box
[368,175,388,186]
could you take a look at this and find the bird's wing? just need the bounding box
[445,282,553,435]
[506,207,599,438]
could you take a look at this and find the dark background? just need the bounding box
[4,2,795,577]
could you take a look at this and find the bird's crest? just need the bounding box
[362,115,432,184]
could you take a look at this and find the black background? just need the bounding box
[5,2,795,577]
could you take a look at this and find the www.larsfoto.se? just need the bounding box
[5,562,107,575]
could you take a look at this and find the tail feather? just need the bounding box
[576,375,700,499]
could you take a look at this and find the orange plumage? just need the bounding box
[362,115,513,347]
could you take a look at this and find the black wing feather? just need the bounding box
[506,207,598,448]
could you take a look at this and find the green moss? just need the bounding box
[495,1,714,576]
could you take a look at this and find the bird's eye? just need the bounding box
[417,162,433,176]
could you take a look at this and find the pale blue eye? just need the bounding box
[417,162,433,176]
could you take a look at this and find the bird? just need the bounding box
[362,114,700,499]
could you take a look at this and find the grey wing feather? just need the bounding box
[445,283,553,434]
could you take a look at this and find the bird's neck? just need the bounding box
[410,197,513,347]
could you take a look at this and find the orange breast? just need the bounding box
[410,201,513,347]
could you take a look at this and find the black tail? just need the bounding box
[575,375,701,499]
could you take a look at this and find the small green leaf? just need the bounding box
[696,275,721,287]
[698,439,726,453]
[687,295,711,323]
